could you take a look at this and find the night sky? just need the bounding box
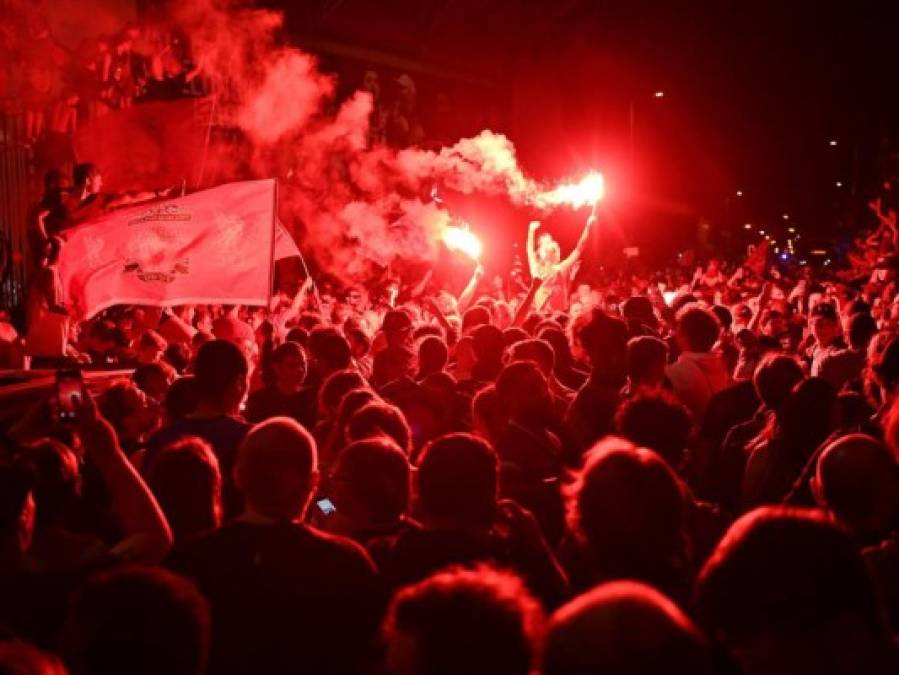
[274,0,899,256]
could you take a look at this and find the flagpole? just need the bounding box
[269,179,277,309]
[296,245,323,313]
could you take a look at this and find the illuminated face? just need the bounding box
[537,233,560,264]
[274,355,307,391]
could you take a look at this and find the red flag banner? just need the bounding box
[59,179,277,318]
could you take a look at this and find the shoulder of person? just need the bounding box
[299,523,378,576]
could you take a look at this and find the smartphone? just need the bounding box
[55,368,85,423]
[316,498,336,516]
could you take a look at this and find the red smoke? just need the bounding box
[168,0,590,284]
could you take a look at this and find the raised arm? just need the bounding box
[409,268,434,299]
[558,213,594,276]
[526,220,540,278]
[457,263,484,313]
[747,282,773,334]
[512,275,544,327]
[74,394,172,564]
[423,297,453,337]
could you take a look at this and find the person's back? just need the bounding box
[62,566,209,675]
[697,354,802,510]
[383,433,568,608]
[543,580,713,675]
[565,309,628,450]
[562,438,692,603]
[171,418,380,675]
[146,340,251,517]
[695,506,897,675]
[742,377,838,510]
[666,305,730,416]
[383,566,543,675]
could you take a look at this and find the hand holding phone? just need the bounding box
[316,498,336,516]
[54,368,85,423]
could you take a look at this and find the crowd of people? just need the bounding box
[1,158,899,674]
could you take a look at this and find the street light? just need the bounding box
[654,91,665,98]
[782,214,790,220]
[829,139,838,147]
[759,230,766,235]
[788,227,796,233]
[744,223,752,230]
[736,190,743,197]
[835,181,843,188]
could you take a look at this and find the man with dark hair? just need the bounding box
[808,301,845,376]
[383,566,544,675]
[625,335,670,394]
[383,432,568,608]
[171,418,380,675]
[306,327,353,395]
[812,434,898,546]
[666,305,729,416]
[700,354,804,510]
[145,340,250,517]
[565,309,629,449]
[817,312,878,390]
[695,507,896,675]
[326,437,418,565]
[543,581,713,675]
[62,566,210,675]
[565,438,692,602]
[372,309,415,388]
[416,335,448,380]
[615,390,693,471]
[244,341,314,427]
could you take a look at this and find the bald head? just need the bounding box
[814,433,898,537]
[234,417,318,521]
[543,581,712,675]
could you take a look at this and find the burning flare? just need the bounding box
[540,171,605,209]
[442,224,483,260]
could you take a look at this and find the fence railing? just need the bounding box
[0,110,32,318]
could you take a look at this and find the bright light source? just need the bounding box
[788,227,796,233]
[744,223,752,230]
[736,190,743,197]
[829,140,838,147]
[442,225,482,260]
[654,91,665,98]
[780,253,789,261]
[835,181,843,187]
[765,235,771,240]
[782,214,790,220]
[545,171,605,209]
[759,230,766,235]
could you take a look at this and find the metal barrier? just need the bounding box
[0,110,32,318]
[0,369,133,430]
